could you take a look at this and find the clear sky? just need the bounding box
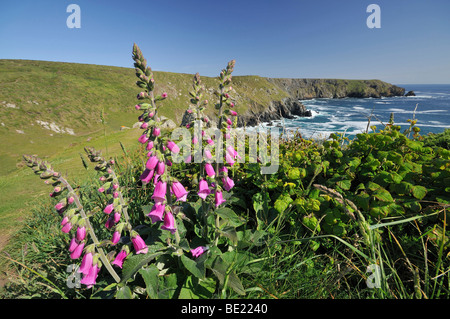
[1,0,449,84]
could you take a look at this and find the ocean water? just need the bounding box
[260,84,450,140]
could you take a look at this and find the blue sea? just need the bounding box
[261,84,450,140]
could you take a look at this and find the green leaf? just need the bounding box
[179,276,216,299]
[120,251,166,284]
[216,207,246,228]
[181,254,205,279]
[227,271,246,296]
[372,188,394,202]
[115,285,133,299]
[412,185,427,200]
[336,179,352,190]
[139,265,159,299]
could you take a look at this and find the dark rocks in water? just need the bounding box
[405,90,416,97]
[236,97,312,127]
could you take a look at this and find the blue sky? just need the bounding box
[0,0,449,84]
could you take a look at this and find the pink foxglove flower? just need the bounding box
[147,203,165,223]
[70,241,85,259]
[61,216,69,226]
[112,249,128,268]
[61,222,72,233]
[105,216,115,230]
[140,168,154,184]
[205,163,215,177]
[198,180,211,200]
[215,190,226,207]
[184,155,192,164]
[146,155,159,170]
[69,237,78,252]
[98,187,105,193]
[78,252,93,275]
[161,211,177,234]
[161,92,168,98]
[111,231,120,245]
[76,226,86,241]
[191,246,208,258]
[104,204,114,214]
[157,161,165,175]
[152,180,167,204]
[204,149,212,160]
[140,122,149,129]
[113,212,121,223]
[226,152,235,166]
[222,176,235,191]
[171,181,188,202]
[167,140,180,153]
[146,141,154,151]
[230,110,237,116]
[152,127,161,137]
[80,263,100,288]
[131,233,148,254]
[138,134,149,144]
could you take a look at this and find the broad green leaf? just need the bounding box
[372,188,394,202]
[412,185,427,200]
[115,285,133,299]
[336,179,352,190]
[120,250,166,284]
[139,265,159,299]
[216,207,246,228]
[181,254,205,279]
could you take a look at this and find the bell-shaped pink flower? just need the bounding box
[204,149,212,160]
[138,134,149,144]
[113,212,121,223]
[198,179,211,200]
[152,127,161,137]
[205,163,215,177]
[146,155,159,170]
[222,176,235,191]
[80,263,100,288]
[147,203,166,223]
[76,226,86,241]
[61,216,69,226]
[167,140,180,153]
[161,211,177,234]
[230,110,237,116]
[61,222,72,233]
[157,161,165,175]
[78,252,93,275]
[215,190,226,207]
[146,141,154,151]
[140,168,154,184]
[152,180,167,204]
[171,181,188,202]
[68,237,78,252]
[131,233,148,254]
[226,152,235,166]
[191,246,208,258]
[111,231,120,245]
[103,203,114,214]
[112,249,128,269]
[70,241,84,259]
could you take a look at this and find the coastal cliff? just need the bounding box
[266,78,406,99]
[230,78,406,127]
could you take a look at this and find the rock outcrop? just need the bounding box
[266,78,406,99]
[405,90,416,97]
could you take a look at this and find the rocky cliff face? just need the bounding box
[266,78,406,99]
